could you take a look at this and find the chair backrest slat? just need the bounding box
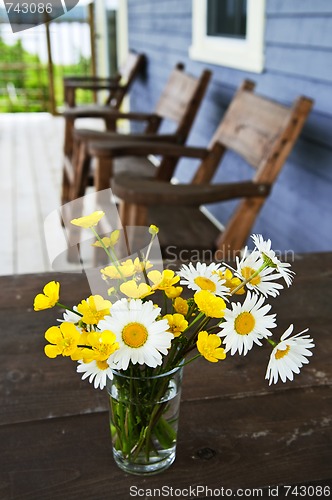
[193,80,313,188]
[210,87,292,168]
[105,51,145,107]
[154,65,211,141]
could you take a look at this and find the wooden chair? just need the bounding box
[63,50,145,108]
[61,64,211,206]
[62,51,145,166]
[89,80,313,259]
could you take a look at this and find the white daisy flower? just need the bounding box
[99,298,173,370]
[251,234,295,287]
[77,359,113,390]
[235,247,284,297]
[178,262,229,298]
[265,324,314,385]
[218,292,277,355]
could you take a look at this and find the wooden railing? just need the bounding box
[0,3,95,114]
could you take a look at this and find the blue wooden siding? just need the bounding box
[126,0,332,253]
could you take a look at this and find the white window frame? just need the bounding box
[189,0,266,73]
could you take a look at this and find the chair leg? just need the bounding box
[119,201,148,226]
[61,116,76,207]
[61,164,71,206]
[215,198,264,261]
[94,155,114,193]
[64,117,75,158]
[64,195,85,263]
[70,139,91,202]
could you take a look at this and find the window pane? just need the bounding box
[207,0,247,39]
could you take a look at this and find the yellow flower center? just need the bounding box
[234,312,255,335]
[96,360,109,370]
[194,276,216,292]
[275,344,290,360]
[122,322,148,348]
[241,267,261,286]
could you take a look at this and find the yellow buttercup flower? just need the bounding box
[216,269,245,295]
[132,257,153,274]
[101,258,153,281]
[165,286,183,299]
[163,314,188,337]
[77,295,112,325]
[44,322,81,358]
[173,297,189,316]
[120,259,139,277]
[194,290,226,318]
[71,210,105,229]
[197,331,226,363]
[148,269,180,290]
[92,236,112,249]
[120,280,154,299]
[92,229,120,248]
[81,330,119,362]
[101,265,123,280]
[34,281,60,311]
[109,229,120,246]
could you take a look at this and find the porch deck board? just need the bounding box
[0,113,102,276]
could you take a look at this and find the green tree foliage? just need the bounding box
[0,35,92,113]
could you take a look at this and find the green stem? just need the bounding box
[144,234,155,264]
[91,227,126,281]
[55,302,82,316]
[267,338,278,348]
[180,353,201,368]
[230,262,268,295]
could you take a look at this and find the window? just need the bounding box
[207,0,247,39]
[189,0,265,73]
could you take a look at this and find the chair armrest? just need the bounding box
[112,175,271,206]
[88,140,209,159]
[74,129,177,143]
[63,75,121,83]
[63,75,122,91]
[62,107,159,122]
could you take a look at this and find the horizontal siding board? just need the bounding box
[265,17,332,49]
[266,0,332,15]
[257,73,331,116]
[129,32,191,54]
[265,45,332,84]
[127,14,191,35]
[254,187,332,252]
[128,0,191,15]
[301,112,332,150]
[287,139,332,183]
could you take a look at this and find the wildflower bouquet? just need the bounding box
[34,211,314,474]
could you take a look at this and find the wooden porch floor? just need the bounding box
[0,113,102,276]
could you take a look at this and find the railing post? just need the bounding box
[88,2,97,103]
[45,21,57,115]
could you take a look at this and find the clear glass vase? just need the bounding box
[106,365,183,475]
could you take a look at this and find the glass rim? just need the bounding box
[111,362,183,381]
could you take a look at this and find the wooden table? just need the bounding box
[1,253,331,499]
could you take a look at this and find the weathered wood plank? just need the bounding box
[0,387,331,499]
[0,254,331,426]
[14,116,46,275]
[0,115,15,275]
